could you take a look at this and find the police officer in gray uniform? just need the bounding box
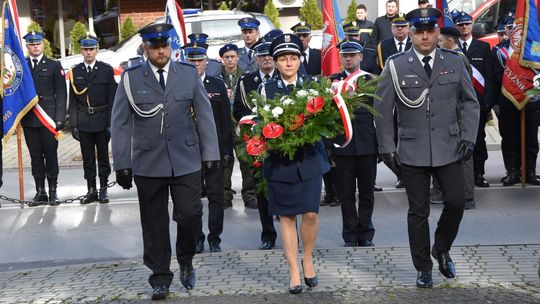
[375,8,479,288]
[237,17,260,73]
[111,23,220,300]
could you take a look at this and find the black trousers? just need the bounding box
[322,167,338,194]
[335,155,376,243]
[257,193,277,243]
[23,127,59,181]
[401,161,465,271]
[134,171,203,288]
[79,130,111,181]
[198,166,224,245]
[499,106,539,173]
[473,108,489,175]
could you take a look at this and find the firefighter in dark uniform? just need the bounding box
[454,11,494,187]
[330,39,378,247]
[184,40,233,253]
[232,33,280,250]
[23,32,67,207]
[68,35,117,204]
[111,23,220,299]
[291,22,321,77]
[237,17,260,73]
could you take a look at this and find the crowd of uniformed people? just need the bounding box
[1,0,538,299]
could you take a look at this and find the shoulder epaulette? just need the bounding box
[176,61,196,69]
[439,48,460,56]
[388,51,406,60]
[208,74,225,82]
[98,61,113,68]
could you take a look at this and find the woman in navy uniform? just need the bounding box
[261,34,330,294]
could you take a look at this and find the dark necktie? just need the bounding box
[32,58,38,70]
[422,56,432,79]
[248,49,253,60]
[303,54,308,64]
[87,65,92,74]
[287,84,295,92]
[263,74,270,81]
[157,69,165,90]
[398,42,403,53]
[462,42,468,54]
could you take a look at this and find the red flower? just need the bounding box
[252,161,263,168]
[246,137,267,156]
[289,114,305,131]
[306,96,324,114]
[243,133,249,142]
[262,122,284,139]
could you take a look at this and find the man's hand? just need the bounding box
[381,152,401,176]
[55,122,64,131]
[457,140,475,161]
[72,128,80,141]
[222,154,232,168]
[116,169,133,190]
[203,160,222,174]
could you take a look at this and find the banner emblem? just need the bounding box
[3,45,23,96]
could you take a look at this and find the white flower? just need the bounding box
[325,87,334,94]
[296,89,309,97]
[271,107,283,118]
[534,74,540,89]
[282,98,295,105]
[263,105,271,111]
[251,106,258,112]
[307,89,319,98]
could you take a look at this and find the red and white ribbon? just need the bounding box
[32,105,63,140]
[331,70,372,148]
[471,65,485,95]
[239,114,258,125]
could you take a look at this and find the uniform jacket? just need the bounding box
[374,48,480,167]
[22,55,67,127]
[373,15,395,44]
[462,38,494,108]
[261,74,330,183]
[69,61,117,132]
[377,37,412,70]
[361,47,382,75]
[232,69,275,121]
[356,18,375,48]
[330,71,377,157]
[238,46,257,73]
[205,59,223,78]
[111,60,220,177]
[203,75,233,157]
[303,48,321,76]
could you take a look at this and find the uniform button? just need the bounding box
[167,137,171,141]
[431,114,434,117]
[166,125,170,128]
[431,128,435,131]
[164,112,168,115]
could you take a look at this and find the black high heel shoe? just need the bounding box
[288,284,302,294]
[302,259,318,288]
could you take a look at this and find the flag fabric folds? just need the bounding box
[321,0,344,76]
[436,0,455,28]
[520,0,540,68]
[165,0,187,62]
[1,2,39,145]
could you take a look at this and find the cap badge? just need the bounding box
[284,35,291,42]
[421,9,428,17]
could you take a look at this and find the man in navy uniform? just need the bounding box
[454,11,494,188]
[375,8,479,287]
[233,32,280,250]
[69,34,117,204]
[291,22,321,77]
[187,33,222,77]
[184,40,233,253]
[330,39,378,247]
[23,31,67,207]
[237,17,260,73]
[111,23,220,300]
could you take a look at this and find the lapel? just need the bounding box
[142,61,164,94]
[86,62,99,82]
[405,49,429,82]
[30,56,47,75]
[428,49,447,86]
[405,38,412,51]
[388,39,398,54]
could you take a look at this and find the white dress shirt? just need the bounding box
[413,48,436,69]
[149,60,171,85]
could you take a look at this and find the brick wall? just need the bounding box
[119,0,166,28]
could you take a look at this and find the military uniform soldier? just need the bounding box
[237,17,260,73]
[69,35,117,204]
[375,8,479,288]
[23,32,67,207]
[184,40,233,254]
[111,23,220,300]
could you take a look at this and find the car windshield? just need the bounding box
[200,19,242,45]
[448,0,487,14]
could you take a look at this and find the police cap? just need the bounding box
[183,42,208,60]
[219,43,239,57]
[79,33,99,48]
[238,17,260,30]
[269,34,303,58]
[291,22,311,34]
[23,31,44,44]
[252,37,271,56]
[338,39,364,54]
[496,23,506,33]
[405,7,442,30]
[452,11,472,25]
[138,23,173,46]
[188,33,208,44]
[391,17,409,26]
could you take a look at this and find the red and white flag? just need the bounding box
[321,0,342,76]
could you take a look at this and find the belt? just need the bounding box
[81,104,108,114]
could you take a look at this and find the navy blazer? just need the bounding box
[261,74,330,183]
[377,37,411,70]
[303,48,321,76]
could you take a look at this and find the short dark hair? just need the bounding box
[356,4,367,11]
[387,0,398,5]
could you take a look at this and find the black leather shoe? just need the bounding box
[180,263,196,290]
[80,191,98,204]
[244,198,258,209]
[474,174,490,187]
[209,242,222,253]
[29,190,48,207]
[416,271,433,288]
[98,188,109,203]
[374,184,383,192]
[344,242,357,247]
[288,285,302,294]
[502,172,520,186]
[432,248,456,278]
[151,284,169,300]
[395,179,404,189]
[328,197,341,207]
[258,241,275,250]
[526,173,540,185]
[224,200,233,209]
[358,240,374,247]
[195,239,204,254]
[464,199,476,210]
[301,260,318,288]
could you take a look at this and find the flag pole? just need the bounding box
[17,124,24,207]
[520,109,526,188]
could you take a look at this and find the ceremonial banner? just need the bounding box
[436,0,455,28]
[502,0,535,110]
[321,0,344,76]
[520,0,540,68]
[1,2,39,145]
[165,0,187,62]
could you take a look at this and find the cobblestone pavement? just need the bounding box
[0,244,538,303]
